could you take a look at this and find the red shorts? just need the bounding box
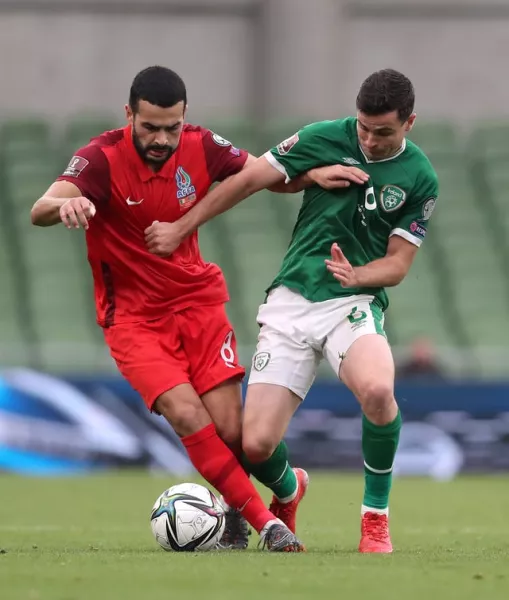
[104,303,245,410]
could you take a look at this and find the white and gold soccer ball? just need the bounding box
[150,483,225,552]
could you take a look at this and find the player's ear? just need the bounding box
[405,113,417,132]
[125,104,134,125]
[183,104,188,120]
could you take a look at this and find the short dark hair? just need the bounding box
[129,66,187,113]
[356,69,415,123]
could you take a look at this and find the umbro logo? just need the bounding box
[126,197,144,206]
[342,157,361,165]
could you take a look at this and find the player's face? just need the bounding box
[357,111,416,161]
[127,100,186,169]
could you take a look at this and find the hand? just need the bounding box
[308,164,369,190]
[60,197,96,230]
[325,243,359,287]
[144,220,184,257]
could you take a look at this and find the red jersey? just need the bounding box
[57,125,248,327]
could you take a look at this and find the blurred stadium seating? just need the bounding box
[0,116,506,378]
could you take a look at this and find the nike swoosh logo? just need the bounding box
[238,498,252,513]
[126,197,144,206]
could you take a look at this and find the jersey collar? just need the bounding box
[123,126,177,182]
[359,138,407,164]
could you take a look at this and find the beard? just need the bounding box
[132,128,175,170]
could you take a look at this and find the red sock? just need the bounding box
[182,424,275,533]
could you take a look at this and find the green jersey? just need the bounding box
[265,117,439,310]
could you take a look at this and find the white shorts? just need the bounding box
[248,286,386,400]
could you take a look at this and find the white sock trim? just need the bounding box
[277,484,298,504]
[364,460,393,475]
[362,504,389,516]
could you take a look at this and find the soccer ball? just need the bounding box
[150,483,225,551]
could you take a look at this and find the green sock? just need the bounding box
[362,411,402,511]
[243,441,298,500]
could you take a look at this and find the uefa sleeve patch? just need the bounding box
[421,197,437,221]
[63,156,90,178]
[211,133,232,147]
[276,133,299,155]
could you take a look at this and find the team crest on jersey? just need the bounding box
[253,352,270,372]
[176,166,197,207]
[380,185,406,212]
[342,157,361,165]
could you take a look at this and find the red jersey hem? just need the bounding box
[96,293,230,327]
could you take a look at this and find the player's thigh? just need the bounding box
[339,335,396,422]
[340,334,395,396]
[177,304,245,397]
[322,299,395,415]
[242,383,301,463]
[201,378,243,453]
[104,316,191,413]
[323,297,389,381]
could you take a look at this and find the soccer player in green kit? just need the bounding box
[147,69,439,553]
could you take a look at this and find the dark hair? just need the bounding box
[129,66,187,113]
[356,69,415,123]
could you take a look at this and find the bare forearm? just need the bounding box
[354,256,407,287]
[179,173,260,236]
[31,196,68,226]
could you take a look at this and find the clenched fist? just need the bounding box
[145,221,185,257]
[60,197,96,230]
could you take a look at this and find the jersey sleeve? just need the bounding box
[264,121,333,183]
[56,143,110,205]
[389,168,439,247]
[201,129,249,182]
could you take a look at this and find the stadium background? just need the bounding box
[0,0,508,477]
[1,3,508,599]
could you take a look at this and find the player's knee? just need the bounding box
[215,421,242,453]
[242,431,277,464]
[156,395,210,437]
[358,380,395,423]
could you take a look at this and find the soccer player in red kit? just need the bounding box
[31,66,362,550]
[30,65,309,552]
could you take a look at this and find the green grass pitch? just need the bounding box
[0,472,508,599]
